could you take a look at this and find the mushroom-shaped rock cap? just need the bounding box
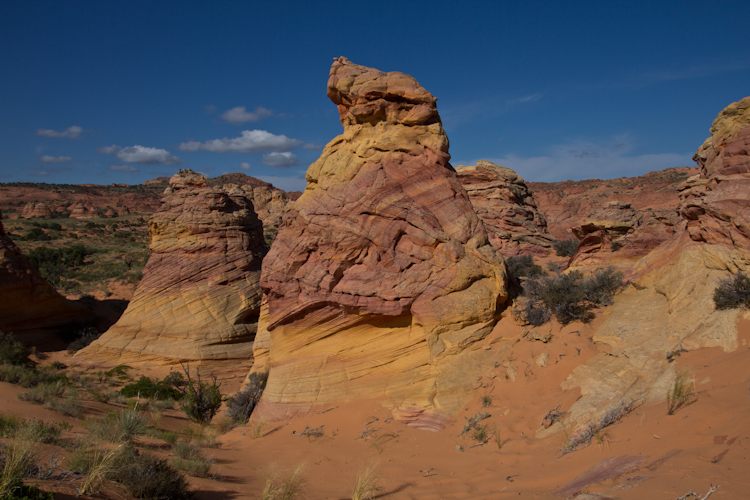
[327,56,439,126]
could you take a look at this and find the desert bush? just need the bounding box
[88,410,147,443]
[226,372,268,425]
[44,395,82,418]
[552,238,579,257]
[25,244,97,286]
[171,457,213,478]
[667,370,695,415]
[713,271,750,310]
[262,464,306,500]
[505,255,545,290]
[0,416,69,445]
[105,447,193,500]
[66,327,101,354]
[0,333,29,366]
[171,442,201,461]
[120,374,183,401]
[18,381,65,405]
[177,365,222,424]
[0,364,65,389]
[515,267,624,326]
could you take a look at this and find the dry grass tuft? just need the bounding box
[351,462,381,500]
[262,464,306,500]
[667,369,696,415]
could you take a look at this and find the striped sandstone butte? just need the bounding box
[250,57,510,429]
[79,169,267,362]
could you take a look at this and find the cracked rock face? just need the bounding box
[79,170,267,362]
[455,161,555,256]
[251,58,510,429]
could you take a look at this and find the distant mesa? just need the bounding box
[21,202,54,219]
[0,211,87,345]
[250,57,510,429]
[455,160,555,256]
[78,169,268,362]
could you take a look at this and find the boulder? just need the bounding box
[455,161,555,256]
[78,169,268,362]
[0,211,86,344]
[251,57,510,429]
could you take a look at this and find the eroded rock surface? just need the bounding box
[21,202,54,219]
[568,201,680,271]
[79,170,267,362]
[545,97,750,440]
[0,212,86,343]
[456,161,555,256]
[252,57,509,429]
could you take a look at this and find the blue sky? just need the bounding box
[1,1,748,192]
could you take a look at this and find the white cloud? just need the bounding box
[178,130,303,153]
[262,152,299,168]
[27,165,72,177]
[36,125,83,139]
[99,144,182,165]
[508,93,542,105]
[221,106,273,124]
[109,164,140,173]
[257,174,307,192]
[239,162,251,170]
[39,155,72,163]
[456,137,692,183]
[98,144,120,154]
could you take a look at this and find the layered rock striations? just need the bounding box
[455,161,555,256]
[567,201,680,270]
[252,57,510,429]
[679,96,750,248]
[546,97,750,440]
[0,212,86,342]
[79,170,268,362]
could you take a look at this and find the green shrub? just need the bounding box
[120,374,183,401]
[515,267,624,326]
[0,333,29,366]
[713,271,750,310]
[0,417,70,445]
[66,327,101,354]
[552,239,579,257]
[667,370,695,415]
[171,442,201,461]
[105,447,193,500]
[178,366,222,424]
[226,372,268,425]
[172,457,213,478]
[17,381,65,405]
[505,255,545,284]
[89,411,147,443]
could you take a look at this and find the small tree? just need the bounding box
[226,372,268,425]
[177,363,222,424]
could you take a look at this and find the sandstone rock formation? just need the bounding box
[240,185,293,235]
[567,201,680,270]
[0,211,86,343]
[679,96,750,248]
[21,202,54,219]
[543,97,750,440]
[455,161,555,256]
[251,57,509,429]
[68,202,93,218]
[529,167,698,240]
[79,169,268,362]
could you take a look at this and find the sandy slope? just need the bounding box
[1,314,748,499]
